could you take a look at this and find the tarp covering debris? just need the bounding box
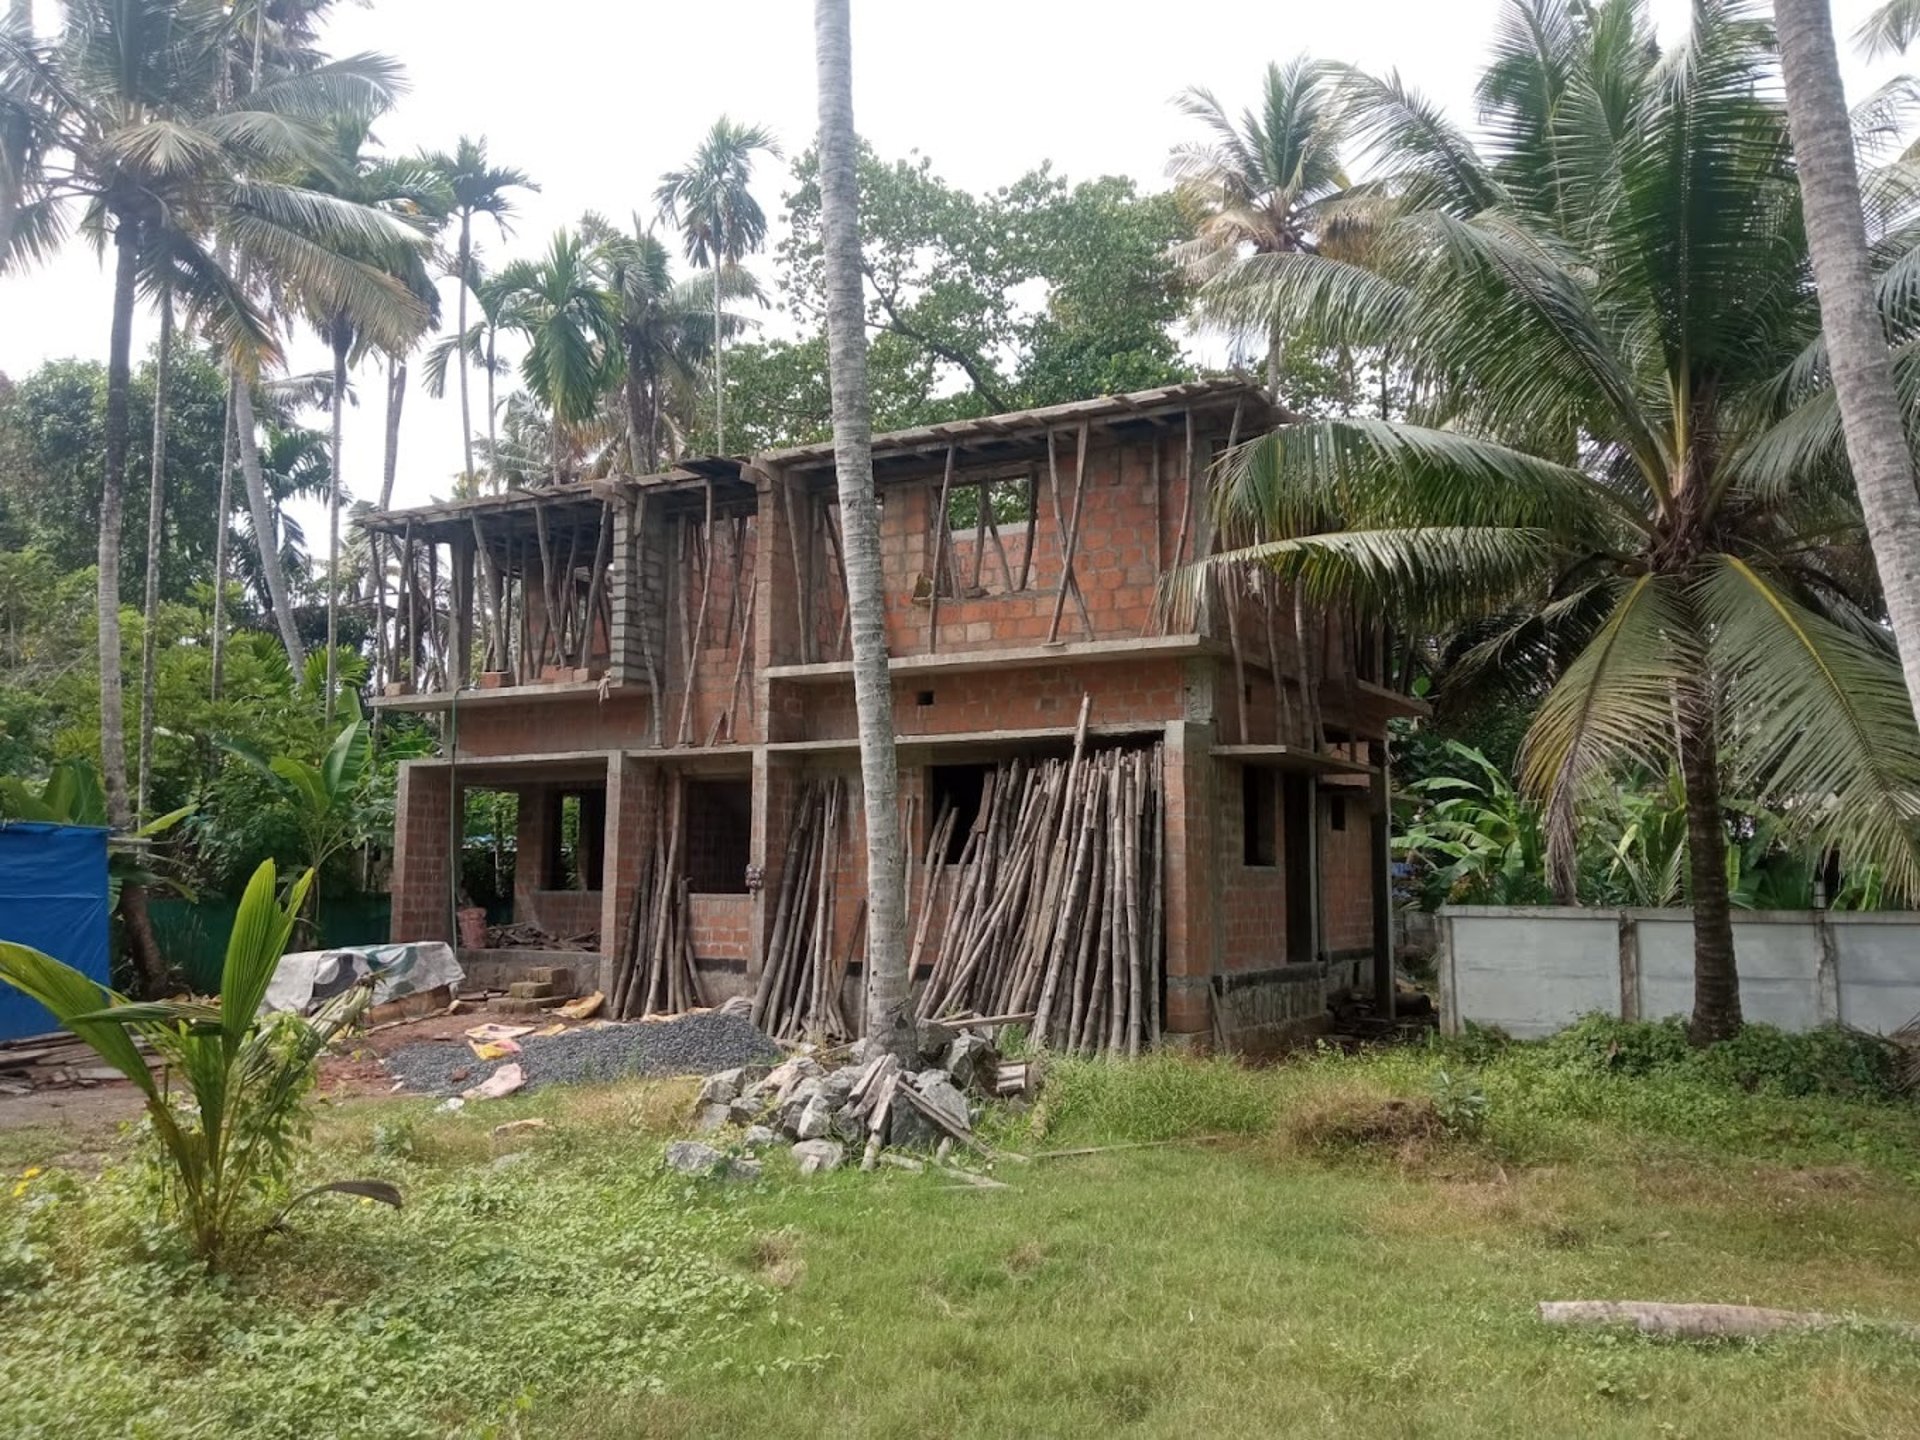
[0,823,109,1043]
[264,941,464,1017]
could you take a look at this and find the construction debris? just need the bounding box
[483,921,599,951]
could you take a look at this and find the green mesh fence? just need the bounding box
[149,894,393,994]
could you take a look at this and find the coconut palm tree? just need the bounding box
[1775,0,1920,730]
[496,229,617,486]
[420,135,536,488]
[813,0,909,1059]
[0,0,416,834]
[655,116,779,455]
[1194,0,1920,1043]
[1168,57,1352,398]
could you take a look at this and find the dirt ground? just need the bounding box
[0,1009,486,1133]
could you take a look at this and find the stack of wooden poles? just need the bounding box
[751,778,863,1041]
[608,775,704,1019]
[914,729,1164,1058]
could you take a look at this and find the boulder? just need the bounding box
[912,1071,973,1135]
[792,1139,845,1176]
[742,1124,780,1150]
[692,1103,732,1135]
[778,1077,828,1135]
[942,1033,997,1091]
[697,1065,767,1106]
[750,1055,824,1104]
[727,1094,767,1126]
[793,1094,836,1142]
[819,1067,861,1105]
[724,1156,764,1183]
[663,1140,723,1175]
[830,1106,867,1144]
[886,1101,939,1151]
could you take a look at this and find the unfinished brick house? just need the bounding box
[367,379,1415,1051]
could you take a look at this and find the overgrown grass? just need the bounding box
[5,1026,1920,1438]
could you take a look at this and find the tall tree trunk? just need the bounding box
[815,0,910,1059]
[485,329,499,491]
[104,216,164,997]
[1777,0,1920,727]
[623,339,647,473]
[1678,700,1741,1044]
[210,367,236,700]
[232,379,307,671]
[456,214,475,485]
[100,218,138,832]
[713,261,725,452]
[136,287,173,821]
[325,324,348,724]
[381,353,406,508]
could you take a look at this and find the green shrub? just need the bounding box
[1545,1014,1693,1077]
[1691,1023,1899,1101]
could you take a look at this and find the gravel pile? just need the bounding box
[383,1012,782,1096]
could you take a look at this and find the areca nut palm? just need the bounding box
[423,260,524,492]
[0,0,424,827]
[287,115,438,723]
[1169,56,1352,397]
[655,116,780,454]
[420,135,536,489]
[1194,0,1920,1043]
[587,214,754,474]
[497,229,618,486]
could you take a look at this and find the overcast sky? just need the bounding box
[0,0,1903,530]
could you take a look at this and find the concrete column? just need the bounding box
[1162,719,1218,1042]
[389,762,455,944]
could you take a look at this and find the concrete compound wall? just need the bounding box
[1438,906,1920,1038]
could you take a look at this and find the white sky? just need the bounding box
[0,0,1903,536]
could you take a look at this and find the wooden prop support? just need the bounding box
[1044,423,1096,644]
[929,445,955,653]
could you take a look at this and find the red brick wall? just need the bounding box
[390,764,453,944]
[1320,781,1376,957]
[689,893,752,962]
[521,889,601,940]
[786,657,1191,745]
[1215,761,1289,975]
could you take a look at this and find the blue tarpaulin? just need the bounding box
[0,823,111,1043]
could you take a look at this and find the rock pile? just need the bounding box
[673,1023,1007,1176]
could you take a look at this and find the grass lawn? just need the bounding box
[4,1031,1920,1438]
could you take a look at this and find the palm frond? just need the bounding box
[1520,573,1696,893]
[1699,556,1920,899]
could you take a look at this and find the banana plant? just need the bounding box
[0,860,399,1267]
